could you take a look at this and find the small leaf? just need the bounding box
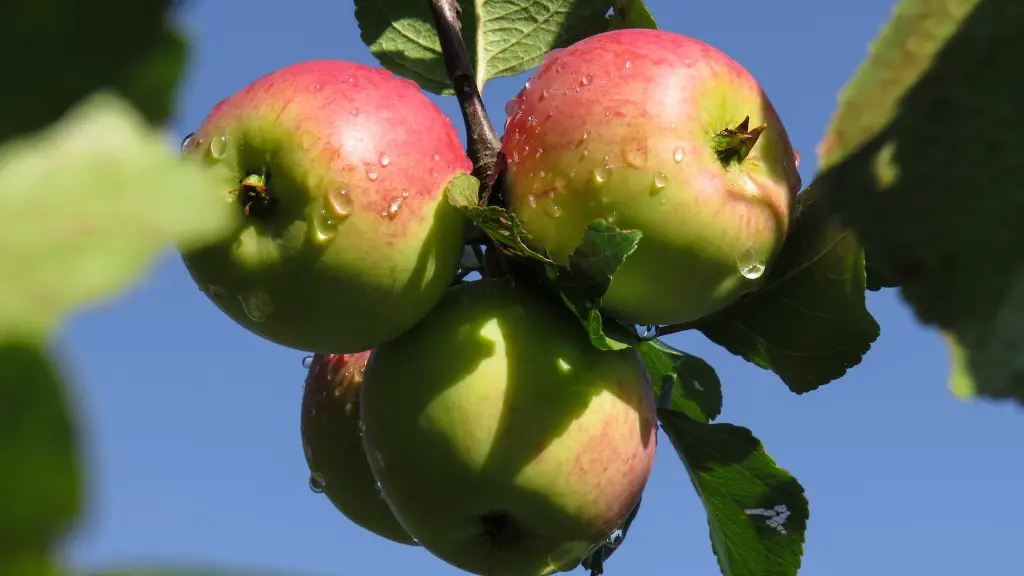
[0,93,238,338]
[0,341,81,563]
[638,339,722,422]
[659,409,808,576]
[545,220,643,350]
[815,0,1024,403]
[697,184,880,394]
[608,0,658,29]
[445,173,482,208]
[353,0,615,94]
[0,0,188,141]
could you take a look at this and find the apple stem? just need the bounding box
[428,0,501,197]
[712,116,767,166]
[235,171,276,218]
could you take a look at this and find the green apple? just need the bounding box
[501,29,802,326]
[360,279,657,576]
[300,351,416,545]
[180,59,472,353]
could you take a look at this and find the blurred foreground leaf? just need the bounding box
[0,93,237,338]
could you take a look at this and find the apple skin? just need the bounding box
[501,29,802,326]
[360,279,657,576]
[300,352,416,546]
[180,60,472,353]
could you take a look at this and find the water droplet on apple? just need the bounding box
[580,74,593,86]
[209,133,229,160]
[527,194,538,209]
[737,247,767,280]
[673,147,685,163]
[653,172,668,192]
[544,202,563,218]
[239,292,274,322]
[180,132,195,154]
[324,189,355,223]
[575,129,591,148]
[313,83,323,92]
[539,88,550,101]
[607,212,619,225]
[301,355,313,369]
[432,153,441,162]
[312,211,338,241]
[204,285,229,302]
[378,152,391,167]
[343,74,357,84]
[382,195,404,220]
[349,107,360,116]
[365,164,379,181]
[625,60,632,69]
[592,167,609,185]
[504,98,520,117]
[309,473,326,494]
[683,58,694,68]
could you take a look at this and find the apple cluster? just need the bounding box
[179,28,799,576]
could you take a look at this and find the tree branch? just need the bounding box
[428,0,501,195]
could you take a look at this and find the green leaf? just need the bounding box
[447,180,553,263]
[353,0,615,95]
[0,341,81,565]
[545,220,643,350]
[815,0,1024,403]
[609,0,659,30]
[0,0,188,142]
[0,93,238,338]
[658,409,808,576]
[638,339,722,422]
[696,184,880,394]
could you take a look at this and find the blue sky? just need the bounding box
[59,1,1023,575]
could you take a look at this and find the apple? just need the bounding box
[501,29,802,326]
[300,352,416,545]
[180,60,472,353]
[360,279,657,576]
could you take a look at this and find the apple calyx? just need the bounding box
[478,511,521,548]
[712,116,767,166]
[235,171,278,218]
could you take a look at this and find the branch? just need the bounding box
[428,0,501,195]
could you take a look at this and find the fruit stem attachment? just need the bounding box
[428,0,501,198]
[236,171,276,218]
[712,116,767,166]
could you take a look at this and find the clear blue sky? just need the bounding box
[59,1,1023,575]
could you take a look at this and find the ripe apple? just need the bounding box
[180,60,472,353]
[501,29,802,326]
[300,352,416,545]
[360,279,657,576]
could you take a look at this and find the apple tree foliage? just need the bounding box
[0,0,1019,575]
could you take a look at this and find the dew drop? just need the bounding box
[343,75,357,84]
[527,194,538,209]
[324,189,355,222]
[432,153,441,162]
[239,292,274,322]
[312,211,338,241]
[209,133,229,160]
[737,247,767,280]
[505,98,520,117]
[539,88,550,101]
[365,164,379,181]
[580,74,593,86]
[309,473,326,494]
[378,152,391,167]
[382,195,404,220]
[544,203,563,218]
[673,147,685,163]
[302,355,314,369]
[180,132,195,154]
[349,107,360,116]
[653,172,668,190]
[575,129,591,148]
[592,167,610,185]
[625,60,632,69]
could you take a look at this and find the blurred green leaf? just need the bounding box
[0,92,238,338]
[353,0,614,94]
[698,183,880,394]
[0,341,80,569]
[659,409,808,576]
[0,0,188,142]
[815,0,1024,404]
